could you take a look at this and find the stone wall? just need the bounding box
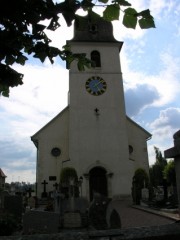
[23,210,60,234]
[1,222,180,240]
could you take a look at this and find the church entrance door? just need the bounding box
[89,167,107,201]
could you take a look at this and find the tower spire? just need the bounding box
[72,13,118,42]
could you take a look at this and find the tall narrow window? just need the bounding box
[91,50,101,67]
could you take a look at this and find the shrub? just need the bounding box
[132,168,149,205]
[0,214,17,236]
[60,167,79,198]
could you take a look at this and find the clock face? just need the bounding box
[85,76,107,96]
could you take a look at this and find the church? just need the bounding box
[31,15,151,201]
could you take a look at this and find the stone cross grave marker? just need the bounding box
[41,180,48,198]
[26,187,32,198]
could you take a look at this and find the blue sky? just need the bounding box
[1,0,180,183]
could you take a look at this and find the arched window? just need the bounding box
[129,145,134,154]
[91,50,101,67]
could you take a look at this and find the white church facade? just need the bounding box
[31,16,151,201]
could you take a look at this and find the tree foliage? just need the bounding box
[149,147,167,187]
[60,167,78,185]
[0,0,155,97]
[163,160,176,186]
[133,168,149,188]
[132,168,149,204]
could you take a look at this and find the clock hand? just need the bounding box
[92,84,101,91]
[93,80,103,88]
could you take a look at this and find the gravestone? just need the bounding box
[28,196,36,209]
[109,209,121,229]
[53,190,61,213]
[61,197,89,228]
[155,186,164,201]
[141,188,149,201]
[164,129,180,215]
[141,187,149,206]
[88,193,111,230]
[63,179,82,228]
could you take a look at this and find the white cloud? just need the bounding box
[4,167,36,183]
[123,52,180,113]
[150,107,180,131]
[1,63,69,117]
[125,84,159,116]
[148,0,175,18]
[0,63,69,183]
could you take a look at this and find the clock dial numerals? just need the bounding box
[85,76,107,96]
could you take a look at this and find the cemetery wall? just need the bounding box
[1,222,180,240]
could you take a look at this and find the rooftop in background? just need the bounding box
[0,168,7,178]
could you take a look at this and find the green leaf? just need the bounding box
[74,53,92,71]
[66,55,75,69]
[47,17,60,31]
[112,0,131,6]
[56,0,80,26]
[123,7,137,29]
[103,4,120,22]
[137,9,151,18]
[34,52,47,63]
[63,44,71,51]
[80,0,95,11]
[33,24,46,34]
[5,55,16,65]
[0,85,9,97]
[137,9,156,29]
[16,55,28,65]
[139,18,155,29]
[0,63,24,97]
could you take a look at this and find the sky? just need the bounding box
[1,0,180,183]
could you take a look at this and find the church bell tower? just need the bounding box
[67,15,132,200]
